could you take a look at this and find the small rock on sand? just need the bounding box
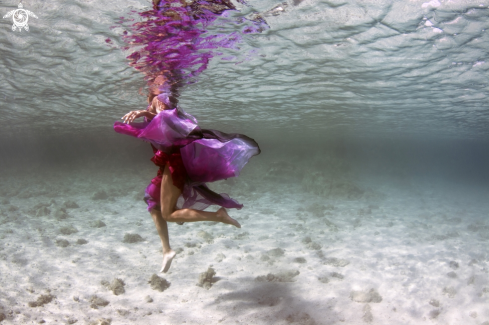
[234,231,249,240]
[443,286,456,298]
[123,233,144,243]
[90,318,112,325]
[35,206,50,217]
[76,239,88,245]
[318,276,329,283]
[301,237,312,244]
[429,309,441,319]
[148,274,170,292]
[285,312,316,325]
[429,299,440,307]
[260,255,270,262]
[323,218,338,232]
[28,294,56,307]
[330,272,344,279]
[323,257,349,267]
[63,200,79,209]
[448,261,459,269]
[197,230,214,243]
[89,295,109,309]
[56,239,70,248]
[215,253,226,262]
[102,278,125,296]
[53,207,69,220]
[350,289,382,303]
[197,267,216,289]
[92,190,109,200]
[306,242,322,250]
[447,271,457,278]
[116,309,130,316]
[90,220,106,228]
[267,248,285,257]
[110,278,125,295]
[59,226,78,235]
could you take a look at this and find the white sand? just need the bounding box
[0,149,488,325]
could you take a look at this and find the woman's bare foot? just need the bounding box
[160,250,176,273]
[217,207,241,228]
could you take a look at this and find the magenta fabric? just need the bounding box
[180,137,260,183]
[115,0,268,88]
[113,107,198,153]
[144,147,188,212]
[150,147,188,190]
[114,107,260,211]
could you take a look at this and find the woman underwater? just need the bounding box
[114,0,264,273]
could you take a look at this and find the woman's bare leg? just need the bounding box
[149,208,176,273]
[159,164,241,227]
[152,163,241,273]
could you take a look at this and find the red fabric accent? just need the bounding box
[149,144,187,192]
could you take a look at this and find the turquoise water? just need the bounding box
[0,1,488,324]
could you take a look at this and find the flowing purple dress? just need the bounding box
[113,0,264,212]
[113,106,260,212]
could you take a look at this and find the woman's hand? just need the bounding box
[121,110,148,124]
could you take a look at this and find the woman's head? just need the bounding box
[147,89,179,109]
[147,86,160,105]
[147,74,180,108]
[150,95,169,111]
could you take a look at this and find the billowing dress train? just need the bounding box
[113,106,260,212]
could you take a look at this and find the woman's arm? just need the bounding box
[121,110,155,124]
[121,97,169,124]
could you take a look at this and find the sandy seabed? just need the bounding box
[0,150,488,325]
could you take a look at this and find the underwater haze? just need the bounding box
[0,0,489,324]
